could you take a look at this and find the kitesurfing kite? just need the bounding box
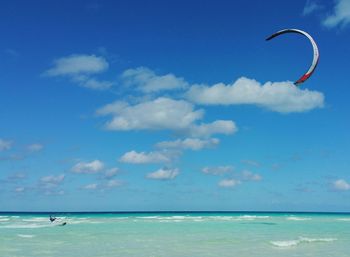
[266,29,319,86]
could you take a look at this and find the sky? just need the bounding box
[0,0,350,212]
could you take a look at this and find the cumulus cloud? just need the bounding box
[103,168,119,179]
[303,0,323,15]
[97,97,236,137]
[39,174,65,190]
[323,0,350,28]
[189,120,237,138]
[27,143,44,152]
[146,167,179,180]
[78,77,113,90]
[40,174,65,184]
[119,150,172,164]
[156,138,219,151]
[83,183,98,190]
[202,166,234,175]
[332,179,350,191]
[241,159,260,167]
[105,179,122,188]
[97,97,204,131]
[121,67,189,93]
[82,180,122,191]
[186,77,324,113]
[241,170,262,181]
[72,160,104,173]
[0,139,13,151]
[45,54,108,76]
[218,179,241,188]
[44,54,113,90]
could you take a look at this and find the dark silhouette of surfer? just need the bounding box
[49,215,67,226]
[49,215,56,222]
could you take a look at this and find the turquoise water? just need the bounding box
[1,212,350,257]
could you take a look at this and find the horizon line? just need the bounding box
[1,210,350,214]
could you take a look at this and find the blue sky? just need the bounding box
[1,0,350,212]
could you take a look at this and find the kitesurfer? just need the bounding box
[49,215,56,222]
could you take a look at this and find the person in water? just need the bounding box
[49,215,56,222]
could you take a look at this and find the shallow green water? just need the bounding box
[1,212,350,257]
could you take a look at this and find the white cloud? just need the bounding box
[241,170,262,181]
[202,166,234,175]
[40,174,65,184]
[27,143,44,152]
[105,179,122,188]
[218,179,241,188]
[97,97,236,137]
[0,139,13,151]
[45,54,113,90]
[97,97,204,131]
[72,160,104,174]
[45,54,108,76]
[186,77,324,113]
[189,120,237,138]
[146,168,179,180]
[156,138,219,151]
[15,187,25,193]
[80,78,114,90]
[333,179,350,191]
[39,174,65,190]
[303,0,323,15]
[323,0,350,28]
[121,67,189,93]
[83,179,121,191]
[119,150,172,164]
[241,159,260,167]
[83,183,98,190]
[103,168,119,179]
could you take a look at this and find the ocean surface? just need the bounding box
[1,212,350,257]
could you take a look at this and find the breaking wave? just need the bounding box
[271,237,337,248]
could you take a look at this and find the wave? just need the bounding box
[132,215,272,223]
[271,237,337,248]
[1,223,54,229]
[23,218,51,222]
[236,215,270,221]
[337,218,350,221]
[17,234,35,238]
[286,216,311,221]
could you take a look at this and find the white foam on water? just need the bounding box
[239,215,270,219]
[231,215,271,221]
[271,240,299,247]
[286,216,311,221]
[137,216,161,219]
[0,218,10,222]
[299,237,336,243]
[271,237,337,248]
[17,234,35,238]
[160,216,187,220]
[23,218,50,222]
[2,223,54,229]
[337,218,350,221]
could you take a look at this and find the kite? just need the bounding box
[266,29,319,85]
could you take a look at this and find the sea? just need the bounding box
[1,212,349,257]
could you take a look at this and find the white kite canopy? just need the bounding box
[266,29,319,86]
